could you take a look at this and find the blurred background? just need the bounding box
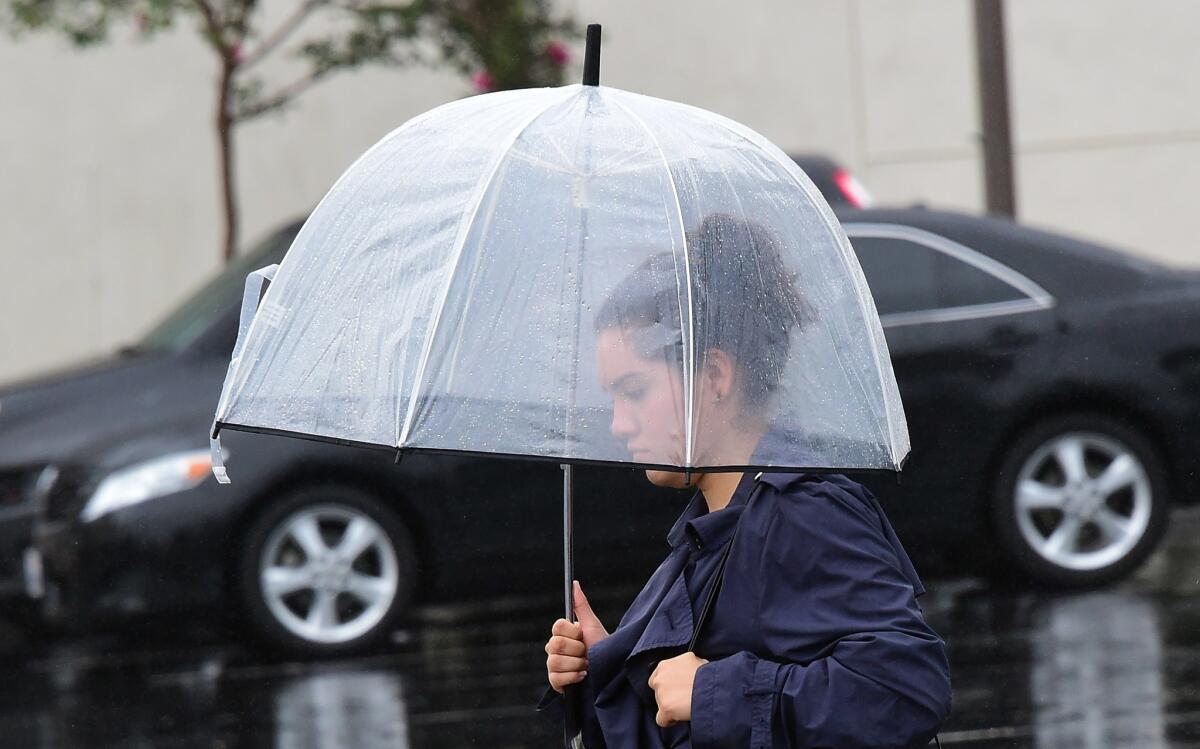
[4,0,1200,383]
[2,1,1199,747]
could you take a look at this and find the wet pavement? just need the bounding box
[1,510,1198,748]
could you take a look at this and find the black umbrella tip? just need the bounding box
[583,24,601,86]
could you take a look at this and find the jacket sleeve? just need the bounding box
[689,482,952,749]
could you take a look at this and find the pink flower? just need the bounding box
[545,41,570,65]
[230,41,245,64]
[472,70,494,93]
[133,10,147,32]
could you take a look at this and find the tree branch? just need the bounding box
[240,0,324,69]
[232,69,324,120]
[188,0,227,49]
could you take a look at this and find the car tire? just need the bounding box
[238,484,417,656]
[990,413,1170,587]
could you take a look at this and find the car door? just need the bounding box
[845,223,1059,540]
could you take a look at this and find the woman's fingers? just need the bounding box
[545,635,586,657]
[548,669,588,693]
[546,618,591,693]
[551,618,583,640]
[546,653,588,673]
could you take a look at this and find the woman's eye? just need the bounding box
[620,387,646,403]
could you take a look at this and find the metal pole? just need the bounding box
[561,463,581,749]
[562,463,575,623]
[973,0,1017,217]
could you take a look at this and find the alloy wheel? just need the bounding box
[259,503,400,645]
[1013,432,1153,572]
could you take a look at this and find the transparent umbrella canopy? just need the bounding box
[209,75,909,478]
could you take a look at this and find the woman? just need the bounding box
[540,215,952,748]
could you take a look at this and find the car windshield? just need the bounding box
[138,226,296,352]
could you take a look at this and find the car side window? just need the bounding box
[851,234,1028,316]
[850,236,939,315]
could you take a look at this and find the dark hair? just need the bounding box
[593,213,815,408]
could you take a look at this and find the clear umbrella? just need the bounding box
[210,23,908,744]
[210,88,907,474]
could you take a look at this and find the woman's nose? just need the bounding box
[610,403,637,441]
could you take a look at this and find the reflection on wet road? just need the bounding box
[1,510,1198,748]
[930,508,1200,749]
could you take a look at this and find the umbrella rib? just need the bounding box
[610,96,695,467]
[397,88,577,449]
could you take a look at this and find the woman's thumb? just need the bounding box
[573,580,600,627]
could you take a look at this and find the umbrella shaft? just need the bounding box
[562,463,575,622]
[562,463,582,748]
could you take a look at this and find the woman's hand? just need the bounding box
[649,652,709,726]
[545,581,609,693]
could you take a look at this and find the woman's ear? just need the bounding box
[701,349,737,403]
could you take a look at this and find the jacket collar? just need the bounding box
[664,427,818,552]
[666,470,759,552]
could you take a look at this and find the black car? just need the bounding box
[845,211,1200,585]
[1,225,682,657]
[3,206,1198,657]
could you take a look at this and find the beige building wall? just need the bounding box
[1,0,1196,384]
[1007,0,1200,261]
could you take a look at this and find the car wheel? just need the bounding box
[239,485,416,656]
[991,414,1170,587]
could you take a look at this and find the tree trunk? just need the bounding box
[217,62,239,262]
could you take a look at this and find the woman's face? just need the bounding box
[595,328,692,489]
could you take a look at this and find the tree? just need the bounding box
[3,0,577,261]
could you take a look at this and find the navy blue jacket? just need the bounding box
[539,471,952,748]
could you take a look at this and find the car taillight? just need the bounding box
[833,169,874,209]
